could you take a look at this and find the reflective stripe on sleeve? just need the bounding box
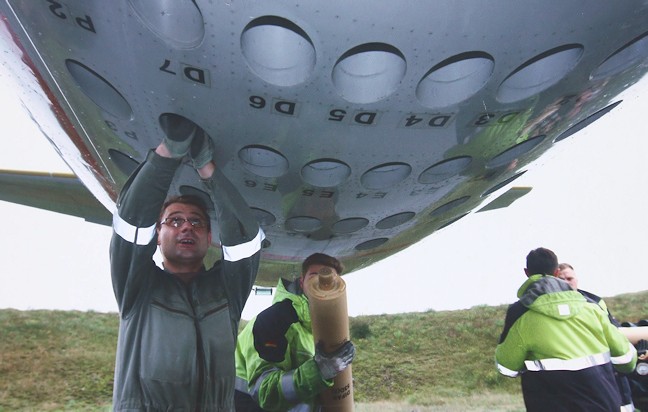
[611,344,637,365]
[497,362,520,377]
[222,228,265,262]
[251,368,310,411]
[235,376,250,394]
[113,212,157,246]
[280,370,300,403]
[250,368,275,402]
[525,352,610,372]
[620,403,634,412]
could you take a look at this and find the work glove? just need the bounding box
[314,340,355,380]
[637,339,648,357]
[637,340,648,376]
[189,129,213,169]
[159,114,198,158]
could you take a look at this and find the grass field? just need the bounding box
[1,290,646,411]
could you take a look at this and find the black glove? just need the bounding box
[637,339,648,376]
[314,340,355,380]
[637,339,648,357]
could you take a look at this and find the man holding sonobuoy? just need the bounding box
[234,253,355,411]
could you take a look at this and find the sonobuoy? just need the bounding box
[304,266,354,411]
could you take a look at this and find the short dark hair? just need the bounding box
[158,195,211,230]
[558,262,574,271]
[526,247,558,276]
[301,253,344,276]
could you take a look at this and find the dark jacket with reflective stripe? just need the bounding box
[495,275,636,412]
[110,151,263,411]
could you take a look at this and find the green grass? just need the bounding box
[1,290,645,411]
[0,310,116,411]
[347,306,521,406]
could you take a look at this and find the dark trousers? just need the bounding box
[234,390,266,412]
[521,364,621,412]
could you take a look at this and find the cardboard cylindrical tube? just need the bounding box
[304,266,353,411]
[619,326,648,344]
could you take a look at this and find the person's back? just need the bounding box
[496,248,636,412]
[497,275,636,411]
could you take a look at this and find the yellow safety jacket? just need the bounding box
[235,279,332,411]
[496,274,637,411]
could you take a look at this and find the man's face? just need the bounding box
[557,267,578,290]
[300,264,329,291]
[157,202,211,273]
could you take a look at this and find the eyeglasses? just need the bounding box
[160,217,207,229]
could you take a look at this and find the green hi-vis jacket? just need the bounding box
[110,151,263,411]
[235,279,332,411]
[496,275,637,411]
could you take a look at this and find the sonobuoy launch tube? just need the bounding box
[304,266,354,411]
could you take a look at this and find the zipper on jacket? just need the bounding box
[202,303,228,319]
[150,300,193,317]
[185,283,206,412]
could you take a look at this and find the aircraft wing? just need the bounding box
[0,170,112,226]
[1,1,647,285]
